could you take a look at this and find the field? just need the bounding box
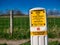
[0,16,60,39]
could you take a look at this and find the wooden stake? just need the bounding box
[10,10,13,35]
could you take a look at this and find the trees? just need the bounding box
[47,9,60,16]
[0,10,25,16]
[0,9,60,16]
[0,11,3,15]
[47,9,53,15]
[14,10,24,15]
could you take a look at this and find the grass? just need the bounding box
[0,43,7,45]
[0,16,60,39]
[47,17,60,38]
[20,41,60,45]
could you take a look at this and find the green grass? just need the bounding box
[21,41,60,45]
[0,16,60,39]
[0,43,7,45]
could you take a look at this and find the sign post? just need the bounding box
[29,8,48,45]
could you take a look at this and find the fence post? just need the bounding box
[10,10,13,35]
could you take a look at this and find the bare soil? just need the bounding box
[0,38,60,45]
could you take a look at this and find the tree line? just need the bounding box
[0,9,60,16]
[47,9,60,16]
[0,10,26,16]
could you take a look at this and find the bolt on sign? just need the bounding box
[29,8,48,45]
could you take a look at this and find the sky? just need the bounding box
[0,0,60,14]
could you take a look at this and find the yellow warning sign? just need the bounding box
[30,31,47,36]
[30,10,46,27]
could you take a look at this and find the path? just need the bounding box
[0,39,29,45]
[0,38,60,45]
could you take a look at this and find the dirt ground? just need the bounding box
[0,38,60,45]
[0,39,29,45]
